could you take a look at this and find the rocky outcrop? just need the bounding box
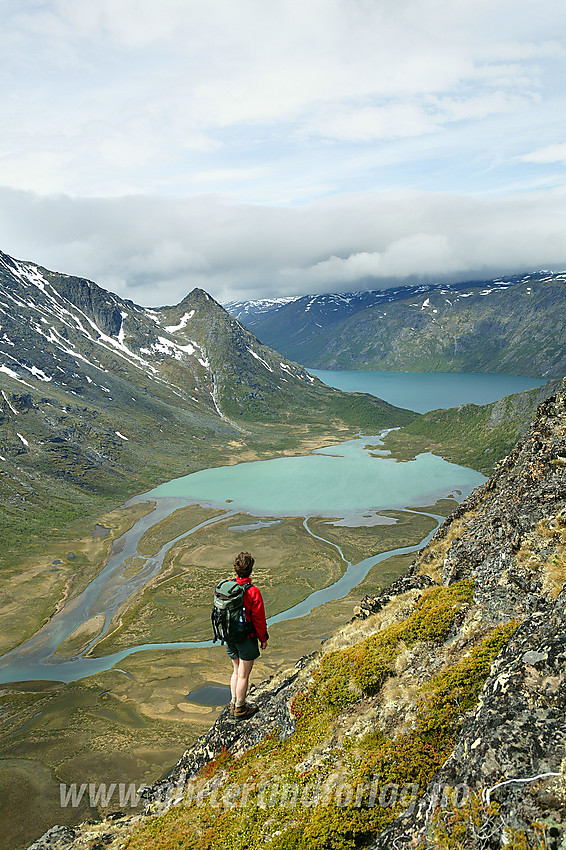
[43,270,125,338]
[414,384,566,622]
[373,588,566,848]
[366,385,566,847]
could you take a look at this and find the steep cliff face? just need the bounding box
[26,385,566,850]
[374,590,566,849]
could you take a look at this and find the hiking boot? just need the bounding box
[229,701,235,716]
[233,702,258,720]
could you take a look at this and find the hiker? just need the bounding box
[224,551,268,719]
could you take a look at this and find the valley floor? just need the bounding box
[0,418,456,850]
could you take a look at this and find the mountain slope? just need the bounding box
[32,384,566,850]
[383,377,562,474]
[0,250,414,566]
[234,273,566,377]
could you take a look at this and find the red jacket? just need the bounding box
[236,576,269,644]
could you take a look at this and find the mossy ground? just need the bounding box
[123,583,519,850]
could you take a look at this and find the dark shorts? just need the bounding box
[226,635,260,661]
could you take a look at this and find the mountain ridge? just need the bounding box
[0,249,414,570]
[229,272,566,378]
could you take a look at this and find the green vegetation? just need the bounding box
[124,584,518,850]
[291,581,476,724]
[0,498,436,845]
[426,791,502,849]
[383,380,559,474]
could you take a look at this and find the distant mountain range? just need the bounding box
[223,296,300,328]
[226,272,566,378]
[0,250,413,565]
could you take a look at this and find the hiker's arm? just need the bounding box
[248,587,269,644]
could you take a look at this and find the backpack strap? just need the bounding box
[234,580,253,638]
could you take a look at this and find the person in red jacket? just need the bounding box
[227,551,268,720]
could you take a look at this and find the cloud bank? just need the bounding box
[2,186,564,305]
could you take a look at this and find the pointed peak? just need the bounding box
[159,287,223,312]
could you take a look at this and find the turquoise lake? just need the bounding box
[309,369,545,413]
[139,435,485,518]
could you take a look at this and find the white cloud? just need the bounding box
[2,0,565,196]
[189,166,272,185]
[1,186,565,305]
[298,233,456,283]
[522,142,566,165]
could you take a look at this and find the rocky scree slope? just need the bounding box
[0,250,412,564]
[242,272,566,377]
[30,383,566,849]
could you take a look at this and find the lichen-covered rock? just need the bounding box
[372,588,566,849]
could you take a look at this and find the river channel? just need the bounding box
[0,432,485,685]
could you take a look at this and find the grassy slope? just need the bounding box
[382,378,562,474]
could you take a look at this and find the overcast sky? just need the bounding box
[1,0,566,306]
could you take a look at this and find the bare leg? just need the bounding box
[235,658,255,705]
[230,658,239,703]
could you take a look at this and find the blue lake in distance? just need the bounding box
[309,370,545,414]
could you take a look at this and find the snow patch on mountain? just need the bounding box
[248,347,274,372]
[165,311,195,333]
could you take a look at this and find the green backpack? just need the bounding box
[211,579,252,644]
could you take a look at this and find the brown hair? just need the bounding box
[234,551,254,578]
